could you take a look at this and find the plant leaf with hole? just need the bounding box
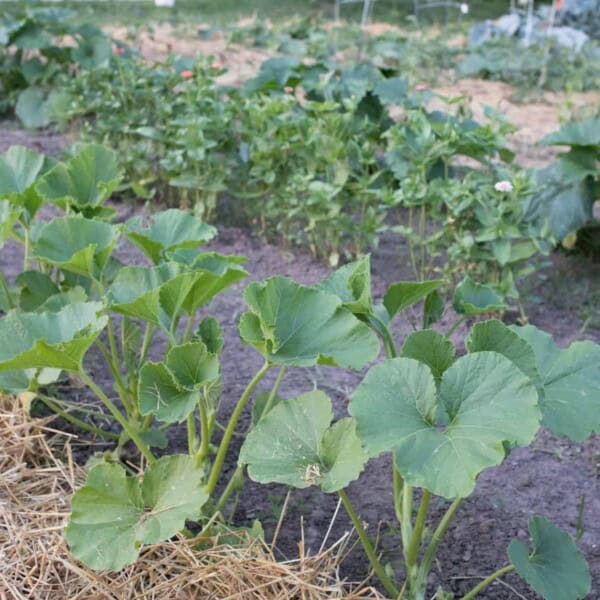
[0,302,106,372]
[315,255,372,314]
[349,353,539,498]
[33,217,118,279]
[383,279,444,321]
[508,516,591,600]
[510,325,600,441]
[239,276,379,369]
[125,209,216,264]
[453,276,506,316]
[400,330,456,384]
[65,455,207,571]
[240,391,367,493]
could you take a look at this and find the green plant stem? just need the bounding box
[446,316,466,338]
[420,203,426,281]
[461,565,515,600]
[401,483,414,551]
[80,372,156,465]
[214,364,287,511]
[367,314,397,358]
[37,395,120,441]
[183,313,194,343]
[139,322,154,365]
[405,489,431,570]
[187,412,197,455]
[195,397,210,467]
[418,497,463,579]
[393,456,403,523]
[408,207,418,280]
[95,339,133,416]
[206,362,270,496]
[338,489,400,599]
[23,226,30,271]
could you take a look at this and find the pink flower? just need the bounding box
[114,47,125,55]
[494,180,514,193]
[283,86,294,93]
[212,61,222,69]
[414,83,429,91]
[180,70,193,78]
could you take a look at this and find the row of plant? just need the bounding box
[0,6,115,128]
[59,51,570,316]
[0,143,597,598]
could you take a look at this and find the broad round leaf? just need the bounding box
[33,216,118,278]
[65,456,207,571]
[125,209,216,264]
[239,276,379,369]
[453,276,506,316]
[240,391,366,493]
[315,255,372,314]
[165,341,219,389]
[107,263,197,329]
[36,144,121,213]
[467,320,542,390]
[508,516,591,600]
[511,325,600,441]
[400,329,456,384]
[0,302,106,372]
[0,200,20,247]
[138,362,199,424]
[349,353,540,498]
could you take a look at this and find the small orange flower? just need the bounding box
[114,47,125,55]
[180,70,193,78]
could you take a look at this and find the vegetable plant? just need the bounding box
[240,256,597,599]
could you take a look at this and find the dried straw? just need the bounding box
[0,395,383,600]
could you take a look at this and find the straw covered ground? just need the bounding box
[0,394,382,600]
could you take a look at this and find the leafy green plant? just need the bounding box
[240,256,597,599]
[0,6,113,127]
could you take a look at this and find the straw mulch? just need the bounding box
[0,395,383,600]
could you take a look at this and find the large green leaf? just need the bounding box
[508,516,591,600]
[453,276,506,316]
[240,391,367,493]
[107,263,197,330]
[36,145,121,214]
[239,276,379,369]
[165,342,219,390]
[315,256,372,315]
[0,302,106,372]
[525,163,596,241]
[541,117,600,148]
[400,329,455,384]
[32,216,118,278]
[16,271,59,311]
[511,325,600,441]
[349,353,539,498]
[65,455,208,571]
[138,362,199,423]
[125,209,216,264]
[0,145,50,219]
[15,87,51,129]
[383,279,444,321]
[467,320,542,390]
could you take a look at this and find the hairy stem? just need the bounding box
[338,489,400,599]
[405,489,431,570]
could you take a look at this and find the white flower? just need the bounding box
[494,180,513,193]
[155,0,175,6]
[460,3,469,14]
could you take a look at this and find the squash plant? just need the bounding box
[240,256,598,599]
[0,144,596,597]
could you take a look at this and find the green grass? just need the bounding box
[10,0,533,27]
